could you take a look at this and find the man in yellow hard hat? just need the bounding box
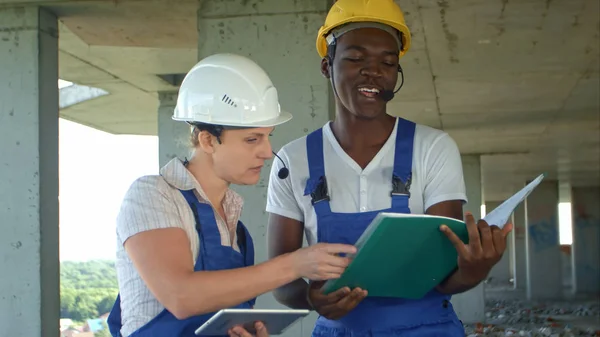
[265,0,512,336]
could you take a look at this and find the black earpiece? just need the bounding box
[273,151,289,179]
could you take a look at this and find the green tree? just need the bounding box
[60,260,119,321]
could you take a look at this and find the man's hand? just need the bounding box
[440,212,513,287]
[306,281,367,320]
[228,321,268,337]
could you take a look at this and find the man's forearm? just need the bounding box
[435,269,481,295]
[273,279,313,310]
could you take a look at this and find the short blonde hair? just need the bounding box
[190,125,201,147]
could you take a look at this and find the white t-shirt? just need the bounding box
[266,118,468,245]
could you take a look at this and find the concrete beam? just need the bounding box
[486,200,513,285]
[451,155,486,324]
[0,6,60,336]
[157,91,190,168]
[572,186,600,295]
[513,202,527,289]
[525,180,562,300]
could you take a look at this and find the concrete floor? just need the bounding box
[462,286,600,336]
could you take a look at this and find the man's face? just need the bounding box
[211,127,274,185]
[322,27,400,120]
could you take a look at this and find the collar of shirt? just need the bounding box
[159,157,244,217]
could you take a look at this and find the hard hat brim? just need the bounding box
[172,109,293,128]
[316,16,412,59]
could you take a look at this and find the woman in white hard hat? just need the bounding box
[106,53,357,337]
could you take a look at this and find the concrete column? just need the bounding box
[525,180,562,300]
[486,200,513,286]
[197,1,334,336]
[157,91,190,168]
[571,187,600,295]
[450,155,485,324]
[513,203,527,289]
[558,181,573,291]
[0,6,60,336]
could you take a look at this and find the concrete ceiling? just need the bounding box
[385,0,600,200]
[2,0,599,201]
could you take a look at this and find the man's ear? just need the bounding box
[197,130,217,154]
[320,57,331,79]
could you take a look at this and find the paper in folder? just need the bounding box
[321,173,545,300]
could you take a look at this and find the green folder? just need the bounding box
[321,212,470,299]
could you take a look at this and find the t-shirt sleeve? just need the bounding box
[116,176,185,245]
[266,148,304,222]
[422,133,468,211]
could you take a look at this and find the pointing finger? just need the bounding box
[325,254,352,268]
[322,243,357,255]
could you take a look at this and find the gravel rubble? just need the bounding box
[462,298,600,337]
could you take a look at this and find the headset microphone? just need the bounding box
[272,151,289,179]
[379,90,395,102]
[378,64,405,103]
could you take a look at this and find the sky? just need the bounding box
[58,81,159,261]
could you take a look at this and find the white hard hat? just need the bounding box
[172,53,292,128]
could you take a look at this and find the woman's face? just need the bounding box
[211,127,274,185]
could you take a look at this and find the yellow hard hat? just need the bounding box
[316,0,412,59]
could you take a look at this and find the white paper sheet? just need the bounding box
[483,173,545,229]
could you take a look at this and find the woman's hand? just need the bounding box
[228,321,268,337]
[289,243,357,280]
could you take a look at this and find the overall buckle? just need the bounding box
[391,174,411,197]
[310,176,331,205]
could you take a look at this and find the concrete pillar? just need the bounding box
[571,187,600,295]
[513,203,527,289]
[486,200,513,286]
[197,1,334,336]
[157,91,190,168]
[0,6,60,336]
[525,180,562,300]
[508,212,517,288]
[558,181,573,291]
[451,155,485,324]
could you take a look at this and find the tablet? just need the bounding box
[194,308,310,336]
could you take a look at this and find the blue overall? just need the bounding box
[107,189,256,337]
[305,118,464,337]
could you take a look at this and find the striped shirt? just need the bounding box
[114,158,244,337]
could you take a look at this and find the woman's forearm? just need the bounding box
[170,253,299,319]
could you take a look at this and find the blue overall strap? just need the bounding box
[180,189,209,270]
[181,189,252,270]
[304,128,331,215]
[236,223,254,268]
[237,222,257,307]
[391,118,416,210]
[107,294,123,337]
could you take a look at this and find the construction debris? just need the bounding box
[462,298,600,337]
